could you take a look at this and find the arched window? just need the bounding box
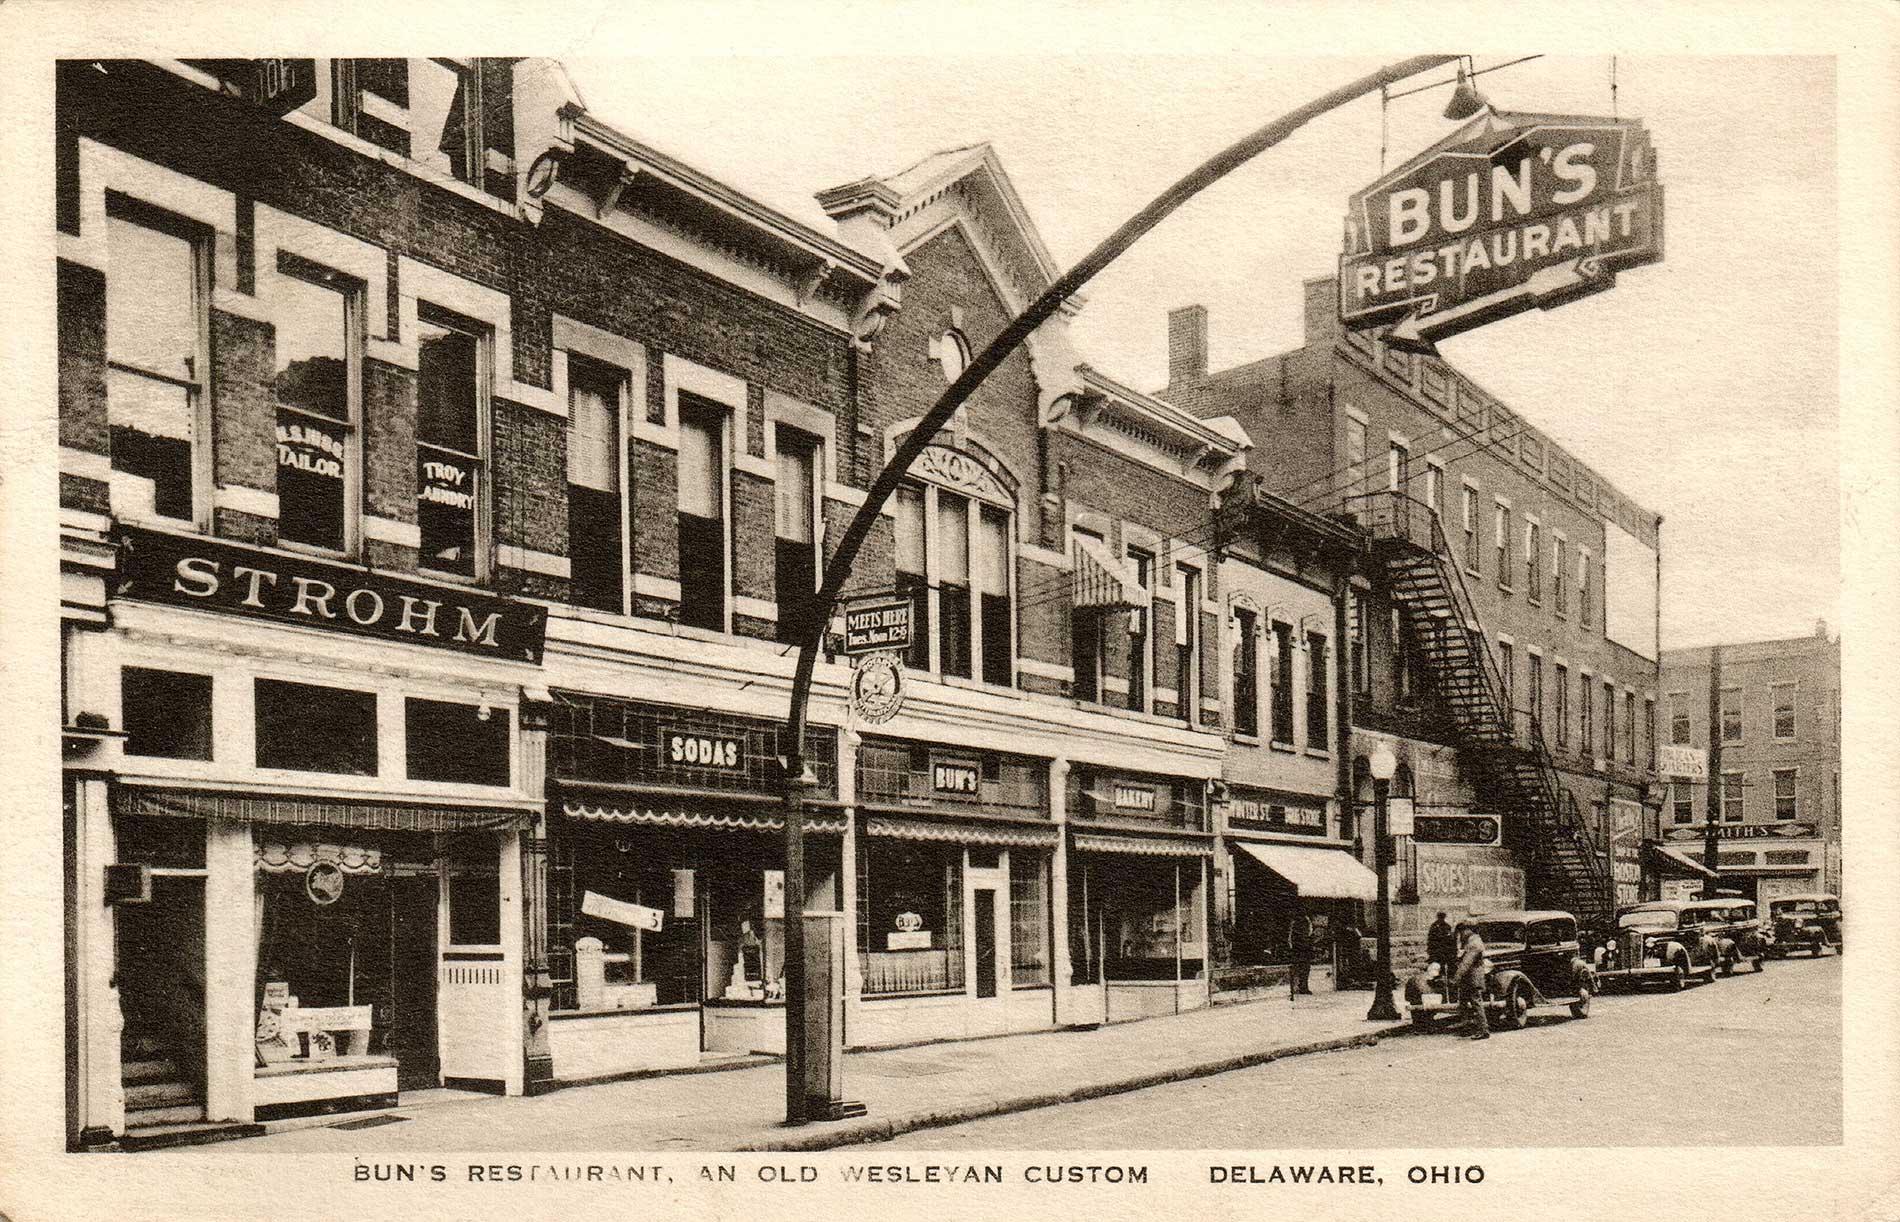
[890,443,1017,686]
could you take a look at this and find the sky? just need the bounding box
[563,52,1839,652]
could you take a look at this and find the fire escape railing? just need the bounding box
[1342,490,1613,931]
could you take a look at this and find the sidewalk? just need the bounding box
[216,989,1410,1155]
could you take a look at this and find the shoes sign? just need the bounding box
[1339,111,1664,354]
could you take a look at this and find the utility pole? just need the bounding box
[777,54,1461,1127]
[1702,643,1724,883]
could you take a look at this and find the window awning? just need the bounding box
[118,787,528,833]
[866,815,1057,848]
[1646,842,1721,880]
[1073,831,1213,858]
[562,801,846,835]
[1072,532,1145,611]
[1233,840,1377,900]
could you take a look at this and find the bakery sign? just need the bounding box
[113,526,547,662]
[1340,111,1663,353]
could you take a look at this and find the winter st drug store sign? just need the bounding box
[1339,112,1664,352]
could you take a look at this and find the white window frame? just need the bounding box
[1668,690,1692,746]
[1721,770,1745,823]
[1460,477,1481,577]
[1720,685,1744,745]
[554,316,646,615]
[1773,767,1799,821]
[1772,681,1798,742]
[1552,530,1569,617]
[1524,515,1542,604]
[1578,545,1594,627]
[413,303,494,583]
[1493,497,1514,591]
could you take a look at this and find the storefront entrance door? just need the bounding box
[117,874,207,1116]
[965,862,1008,1034]
[386,874,439,1091]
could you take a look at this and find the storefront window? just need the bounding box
[405,697,510,786]
[446,839,500,945]
[1072,855,1203,982]
[122,666,213,760]
[255,678,377,775]
[858,839,964,995]
[1009,852,1049,986]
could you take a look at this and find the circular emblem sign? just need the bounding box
[850,651,904,725]
[304,859,345,905]
[894,911,924,933]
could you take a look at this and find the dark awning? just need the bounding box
[118,786,529,833]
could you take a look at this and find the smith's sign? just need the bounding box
[114,527,547,663]
[1664,822,1817,843]
[1340,112,1663,352]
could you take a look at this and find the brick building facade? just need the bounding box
[1659,626,1842,904]
[1165,276,1665,958]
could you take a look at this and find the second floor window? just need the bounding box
[1773,682,1797,740]
[1602,680,1616,758]
[1345,418,1368,516]
[894,484,930,671]
[1233,608,1259,737]
[106,201,207,526]
[975,505,1013,687]
[899,480,1012,684]
[1672,783,1695,825]
[1555,664,1570,749]
[1271,621,1295,745]
[1127,548,1153,711]
[1462,486,1479,571]
[1304,631,1328,747]
[1554,536,1569,613]
[1525,521,1542,602]
[416,308,488,578]
[1645,697,1657,770]
[675,398,728,631]
[1498,640,1514,717]
[1494,503,1513,586]
[1623,690,1636,764]
[936,491,973,679]
[1670,692,1691,744]
[1528,653,1544,734]
[1774,768,1798,820]
[1579,550,1594,626]
[566,354,626,613]
[1720,686,1743,743]
[1178,564,1203,726]
[1348,590,1370,696]
[1721,772,1744,823]
[273,265,359,553]
[774,426,821,644]
[1581,677,1594,754]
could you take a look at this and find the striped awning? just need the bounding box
[255,841,383,875]
[1072,532,1145,611]
[563,801,846,835]
[1646,842,1721,880]
[866,815,1058,848]
[1073,831,1213,857]
[118,787,527,833]
[1233,840,1376,900]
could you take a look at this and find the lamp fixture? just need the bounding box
[1443,63,1490,120]
[1369,742,1399,782]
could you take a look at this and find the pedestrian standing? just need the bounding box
[1426,911,1457,1002]
[1288,910,1313,995]
[1453,921,1490,1040]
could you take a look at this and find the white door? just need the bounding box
[965,860,1009,1036]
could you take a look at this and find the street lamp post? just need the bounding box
[777,54,1460,1126]
[1367,742,1401,1021]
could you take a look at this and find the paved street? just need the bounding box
[884,955,1842,1149]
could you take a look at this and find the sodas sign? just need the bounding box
[1339,112,1663,352]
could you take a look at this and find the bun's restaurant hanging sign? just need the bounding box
[1339,111,1664,353]
[113,526,547,663]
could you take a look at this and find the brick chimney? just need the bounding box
[1167,304,1208,385]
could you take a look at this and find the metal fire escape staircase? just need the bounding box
[1350,491,1613,934]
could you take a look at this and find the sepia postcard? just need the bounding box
[1,2,1895,1220]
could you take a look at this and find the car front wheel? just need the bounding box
[1672,960,1690,991]
[1498,982,1532,1030]
[1569,988,1592,1019]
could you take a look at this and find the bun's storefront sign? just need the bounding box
[1340,112,1663,352]
[114,526,547,663]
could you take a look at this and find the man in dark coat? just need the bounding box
[1427,912,1458,1001]
[1287,911,1313,995]
[1453,921,1490,1039]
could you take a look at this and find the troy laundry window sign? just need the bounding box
[1339,112,1663,353]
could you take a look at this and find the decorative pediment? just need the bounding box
[912,444,1015,506]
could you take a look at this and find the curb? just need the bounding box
[733,1024,1410,1152]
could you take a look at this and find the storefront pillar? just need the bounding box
[1048,758,1076,1024]
[518,697,554,1094]
[71,776,123,1144]
[839,729,863,1015]
[498,827,526,1096]
[202,820,255,1124]
[1211,834,1235,972]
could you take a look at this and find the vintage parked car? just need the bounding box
[1593,901,1720,990]
[1767,893,1842,956]
[1681,898,1768,974]
[1403,911,1597,1031]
